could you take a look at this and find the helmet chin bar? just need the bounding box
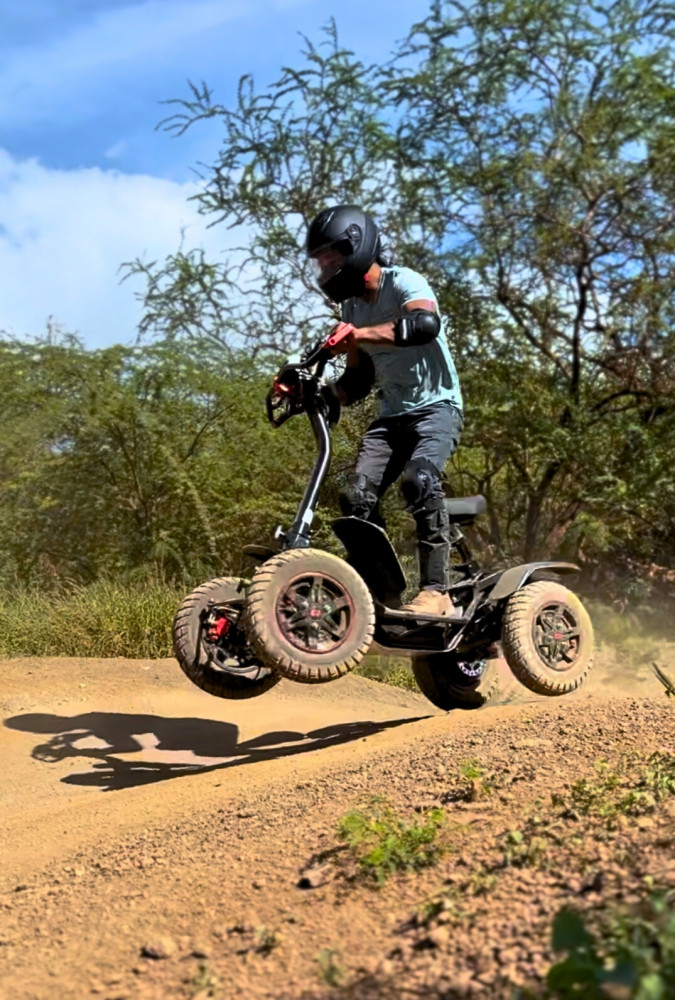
[320,266,368,303]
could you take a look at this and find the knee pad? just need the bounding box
[339,474,379,520]
[400,458,444,515]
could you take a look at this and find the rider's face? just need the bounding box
[309,247,345,285]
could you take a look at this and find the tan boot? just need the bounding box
[400,590,454,616]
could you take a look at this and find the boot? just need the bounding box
[400,589,454,616]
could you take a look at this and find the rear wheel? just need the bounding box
[412,653,499,711]
[173,577,281,699]
[244,549,375,683]
[501,580,594,696]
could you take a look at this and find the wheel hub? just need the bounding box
[275,573,354,653]
[458,658,486,679]
[533,602,581,670]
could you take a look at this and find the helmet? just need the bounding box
[306,205,381,302]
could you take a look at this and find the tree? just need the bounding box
[124,2,675,579]
[389,0,675,558]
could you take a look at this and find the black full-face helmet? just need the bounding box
[306,205,381,302]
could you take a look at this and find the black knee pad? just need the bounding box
[339,474,380,520]
[400,458,444,515]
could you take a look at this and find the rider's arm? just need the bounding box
[348,298,440,348]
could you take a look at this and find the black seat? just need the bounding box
[444,495,487,524]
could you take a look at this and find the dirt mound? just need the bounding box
[1,649,674,998]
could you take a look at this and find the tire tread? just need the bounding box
[501,580,593,697]
[244,549,375,683]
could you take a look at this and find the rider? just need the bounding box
[307,204,463,616]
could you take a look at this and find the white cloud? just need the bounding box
[0,148,235,347]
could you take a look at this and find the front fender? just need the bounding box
[484,562,580,602]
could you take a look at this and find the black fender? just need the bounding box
[331,517,407,606]
[480,562,580,602]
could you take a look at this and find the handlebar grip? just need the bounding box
[323,322,355,350]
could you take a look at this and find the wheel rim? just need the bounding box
[275,573,355,654]
[458,658,486,679]
[533,602,581,671]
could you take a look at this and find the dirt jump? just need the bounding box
[1,643,674,1000]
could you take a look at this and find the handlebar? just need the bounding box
[265,324,354,427]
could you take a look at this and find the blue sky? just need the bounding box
[1,0,427,347]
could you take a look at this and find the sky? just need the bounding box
[0,0,427,348]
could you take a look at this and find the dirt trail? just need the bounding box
[1,645,674,999]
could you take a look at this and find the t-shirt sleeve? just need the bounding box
[395,267,437,308]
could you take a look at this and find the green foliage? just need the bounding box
[317,947,346,988]
[502,823,552,869]
[0,580,181,658]
[0,333,365,589]
[6,2,675,598]
[254,926,282,954]
[546,893,675,999]
[336,796,447,887]
[353,655,417,690]
[189,962,220,995]
[122,1,675,581]
[552,753,675,830]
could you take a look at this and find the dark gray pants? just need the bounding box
[339,402,463,591]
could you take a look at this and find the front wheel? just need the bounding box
[173,577,281,699]
[244,549,375,683]
[412,654,499,711]
[501,580,594,696]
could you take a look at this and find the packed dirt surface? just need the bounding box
[1,644,674,999]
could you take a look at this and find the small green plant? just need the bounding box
[457,757,498,799]
[561,754,675,831]
[545,892,675,998]
[317,946,346,987]
[384,665,419,690]
[643,751,675,799]
[502,813,563,869]
[254,925,282,954]
[417,890,467,926]
[353,655,417,689]
[189,962,220,995]
[502,827,549,869]
[464,866,499,896]
[337,796,447,886]
[459,758,487,781]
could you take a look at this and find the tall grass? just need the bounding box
[0,582,670,668]
[0,580,184,658]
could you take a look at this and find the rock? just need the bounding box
[140,935,177,960]
[297,863,334,889]
[427,926,451,948]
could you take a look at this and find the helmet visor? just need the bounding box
[309,246,347,286]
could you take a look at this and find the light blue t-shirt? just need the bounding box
[340,265,463,419]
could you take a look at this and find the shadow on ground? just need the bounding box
[4,711,429,792]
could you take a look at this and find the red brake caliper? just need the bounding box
[206,613,231,643]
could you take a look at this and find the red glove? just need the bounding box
[324,322,356,354]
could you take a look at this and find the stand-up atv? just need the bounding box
[173,328,594,710]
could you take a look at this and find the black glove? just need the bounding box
[319,383,341,426]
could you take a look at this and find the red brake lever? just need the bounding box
[323,322,355,350]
